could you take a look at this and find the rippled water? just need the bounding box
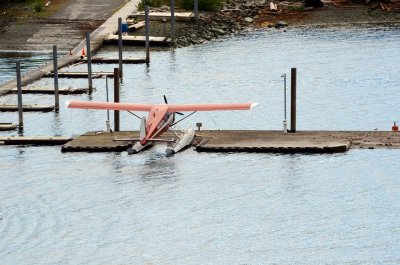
[1,26,400,264]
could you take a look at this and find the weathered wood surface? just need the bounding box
[79,57,147,64]
[0,123,17,131]
[45,72,114,78]
[104,35,172,46]
[129,12,194,22]
[128,21,146,31]
[62,131,139,152]
[0,104,55,112]
[10,87,89,94]
[61,130,400,153]
[0,136,72,145]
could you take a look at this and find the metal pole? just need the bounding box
[53,45,60,110]
[282,73,287,133]
[118,17,123,77]
[145,5,150,63]
[86,32,93,94]
[106,76,111,132]
[194,0,199,22]
[16,62,23,128]
[171,0,175,43]
[290,68,297,133]
[114,68,120,132]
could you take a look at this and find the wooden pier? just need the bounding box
[0,123,17,131]
[60,130,400,154]
[10,87,89,94]
[0,136,72,145]
[0,104,55,112]
[104,35,172,46]
[45,72,114,78]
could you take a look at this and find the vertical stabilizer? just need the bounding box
[140,116,146,141]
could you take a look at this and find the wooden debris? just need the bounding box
[0,104,55,112]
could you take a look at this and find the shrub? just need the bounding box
[33,0,44,12]
[177,0,222,11]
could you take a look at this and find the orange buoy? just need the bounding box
[392,122,398,132]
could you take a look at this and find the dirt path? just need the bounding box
[0,0,128,51]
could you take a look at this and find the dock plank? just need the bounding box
[104,35,172,46]
[10,87,89,94]
[0,136,72,145]
[129,12,194,22]
[0,104,55,112]
[0,123,17,131]
[79,57,147,64]
[45,72,114,78]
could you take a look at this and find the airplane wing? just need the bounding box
[66,101,152,111]
[167,103,258,112]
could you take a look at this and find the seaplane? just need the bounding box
[66,96,258,155]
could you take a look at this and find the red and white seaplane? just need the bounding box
[66,96,257,155]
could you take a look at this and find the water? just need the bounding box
[0,26,400,264]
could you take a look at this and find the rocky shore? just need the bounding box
[157,0,400,47]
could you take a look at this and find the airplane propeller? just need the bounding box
[163,95,184,115]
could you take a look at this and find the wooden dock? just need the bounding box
[0,104,55,112]
[0,123,17,131]
[128,12,194,22]
[104,35,172,46]
[45,72,114,78]
[0,136,72,145]
[79,57,147,64]
[10,87,89,94]
[61,130,400,154]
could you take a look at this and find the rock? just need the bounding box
[275,21,288,28]
[244,17,254,23]
[210,28,226,35]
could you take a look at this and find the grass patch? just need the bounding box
[0,0,67,22]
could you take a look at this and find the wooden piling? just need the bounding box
[171,0,175,43]
[145,5,150,63]
[194,0,199,22]
[290,67,297,133]
[53,45,60,110]
[114,68,120,132]
[16,62,23,128]
[118,17,123,77]
[86,32,93,94]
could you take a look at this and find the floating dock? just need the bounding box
[45,72,114,78]
[79,57,147,64]
[128,12,194,22]
[0,104,55,112]
[10,87,89,94]
[0,123,17,131]
[60,130,400,154]
[104,35,172,46]
[0,136,72,145]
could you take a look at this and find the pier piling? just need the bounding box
[194,0,199,22]
[171,0,175,43]
[53,45,60,110]
[86,32,93,94]
[118,17,123,77]
[16,62,23,129]
[145,5,150,63]
[114,68,120,132]
[290,67,297,133]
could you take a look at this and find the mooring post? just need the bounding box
[86,32,93,94]
[290,67,297,133]
[16,62,23,128]
[171,0,175,43]
[105,76,111,133]
[114,68,120,132]
[145,5,150,63]
[52,45,60,110]
[118,17,123,77]
[194,0,199,22]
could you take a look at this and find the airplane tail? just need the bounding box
[140,116,146,141]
